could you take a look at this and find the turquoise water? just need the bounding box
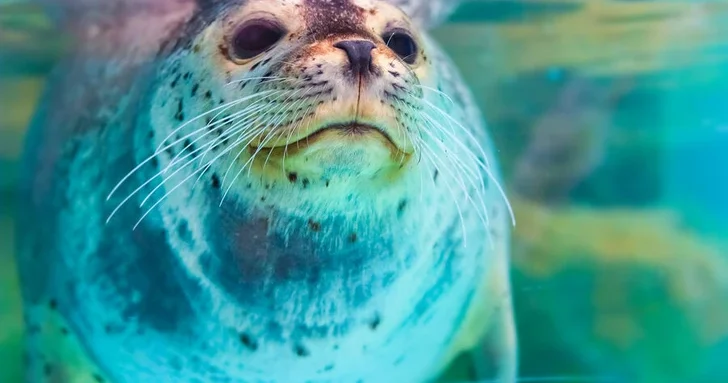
[2,1,728,382]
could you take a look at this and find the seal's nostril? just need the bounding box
[334,40,376,77]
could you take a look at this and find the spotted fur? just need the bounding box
[18,0,516,382]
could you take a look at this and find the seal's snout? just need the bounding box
[334,40,376,78]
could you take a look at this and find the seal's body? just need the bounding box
[17,0,516,382]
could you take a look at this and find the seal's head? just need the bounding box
[149,0,432,201]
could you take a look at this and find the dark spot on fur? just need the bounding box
[177,220,191,242]
[369,314,381,330]
[191,84,199,97]
[324,364,334,371]
[175,99,184,121]
[205,90,212,99]
[433,170,439,182]
[183,139,193,153]
[170,74,180,88]
[308,219,321,232]
[44,363,52,376]
[239,333,258,351]
[93,374,105,383]
[288,172,298,183]
[211,175,221,189]
[302,178,310,188]
[348,233,357,243]
[294,344,310,357]
[397,199,408,216]
[49,299,57,310]
[183,72,191,80]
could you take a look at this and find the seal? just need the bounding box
[17,0,517,382]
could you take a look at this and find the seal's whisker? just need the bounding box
[216,89,298,184]
[105,91,277,202]
[133,119,273,228]
[163,89,287,165]
[165,96,281,172]
[420,98,492,170]
[264,95,318,173]
[418,147,468,246]
[261,130,289,172]
[411,84,455,106]
[190,99,276,167]
[132,99,278,212]
[242,100,298,177]
[156,91,272,154]
[416,134,492,247]
[419,113,482,180]
[282,95,321,176]
[419,114,493,232]
[224,76,290,87]
[131,132,257,230]
[108,112,261,225]
[389,100,411,166]
[420,98,515,226]
[419,118,489,206]
[187,103,276,190]
[138,116,266,208]
[218,87,306,193]
[220,123,280,205]
[390,98,422,164]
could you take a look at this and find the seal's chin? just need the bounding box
[254,122,402,155]
[246,121,412,181]
[251,121,409,158]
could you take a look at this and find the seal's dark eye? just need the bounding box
[383,30,418,64]
[231,20,285,60]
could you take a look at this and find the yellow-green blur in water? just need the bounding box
[2,1,728,382]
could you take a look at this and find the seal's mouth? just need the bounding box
[253,122,404,154]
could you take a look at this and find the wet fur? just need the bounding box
[17,0,515,382]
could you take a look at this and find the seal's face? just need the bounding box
[135,0,461,324]
[151,0,433,203]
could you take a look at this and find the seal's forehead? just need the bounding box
[224,0,410,38]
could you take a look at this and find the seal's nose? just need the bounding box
[334,40,376,77]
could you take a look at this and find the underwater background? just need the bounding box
[1,1,727,382]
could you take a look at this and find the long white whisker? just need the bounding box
[420,98,515,226]
[105,91,277,202]
[139,114,268,208]
[131,124,270,229]
[281,96,319,177]
[219,88,305,190]
[419,148,468,246]
[165,92,283,172]
[219,124,280,206]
